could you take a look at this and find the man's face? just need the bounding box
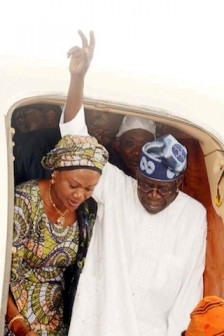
[13,105,61,132]
[85,110,123,146]
[24,109,46,131]
[14,108,45,132]
[118,129,154,178]
[137,171,183,214]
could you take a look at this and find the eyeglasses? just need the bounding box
[137,180,177,196]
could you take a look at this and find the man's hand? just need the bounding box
[63,30,95,122]
[67,30,95,78]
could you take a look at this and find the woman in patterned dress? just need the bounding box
[5,31,108,336]
[6,134,108,336]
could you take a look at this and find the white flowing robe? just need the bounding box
[60,108,207,336]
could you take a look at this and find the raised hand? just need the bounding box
[64,30,95,122]
[67,30,95,78]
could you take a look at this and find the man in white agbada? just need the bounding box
[62,31,207,336]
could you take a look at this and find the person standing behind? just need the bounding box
[12,104,62,185]
[85,108,124,152]
[63,33,208,336]
[110,115,156,178]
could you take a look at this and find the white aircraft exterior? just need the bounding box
[0,55,224,333]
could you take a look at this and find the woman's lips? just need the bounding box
[68,199,81,208]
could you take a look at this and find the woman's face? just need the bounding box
[53,169,101,211]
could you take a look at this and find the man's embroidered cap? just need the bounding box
[185,296,224,336]
[42,135,109,173]
[116,115,156,138]
[139,134,187,181]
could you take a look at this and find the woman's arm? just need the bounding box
[6,292,37,336]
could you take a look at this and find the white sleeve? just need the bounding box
[93,162,129,204]
[59,105,88,137]
[167,209,207,335]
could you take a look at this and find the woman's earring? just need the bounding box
[51,172,55,184]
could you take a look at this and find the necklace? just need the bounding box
[48,184,69,226]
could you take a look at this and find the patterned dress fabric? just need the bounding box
[6,180,96,336]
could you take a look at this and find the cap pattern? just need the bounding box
[139,134,187,181]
